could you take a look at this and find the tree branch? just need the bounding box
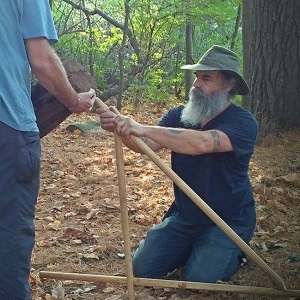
[61,0,141,60]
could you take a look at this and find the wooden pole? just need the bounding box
[94,98,286,291]
[132,138,287,291]
[39,271,300,298]
[96,98,134,298]
[113,131,135,299]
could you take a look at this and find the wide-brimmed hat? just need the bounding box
[181,45,249,95]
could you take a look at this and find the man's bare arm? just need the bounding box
[25,37,94,112]
[139,126,233,155]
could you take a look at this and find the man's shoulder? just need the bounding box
[168,105,185,114]
[220,104,259,145]
[229,103,254,115]
[158,105,184,126]
[226,104,258,125]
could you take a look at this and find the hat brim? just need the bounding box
[181,63,249,95]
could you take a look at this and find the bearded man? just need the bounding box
[98,45,258,283]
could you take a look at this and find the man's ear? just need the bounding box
[225,79,235,93]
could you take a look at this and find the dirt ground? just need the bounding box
[30,101,300,300]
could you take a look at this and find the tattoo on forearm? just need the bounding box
[210,130,220,152]
[169,129,183,135]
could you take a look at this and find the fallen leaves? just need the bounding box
[31,107,300,299]
[281,173,300,186]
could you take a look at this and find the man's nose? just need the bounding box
[193,78,202,88]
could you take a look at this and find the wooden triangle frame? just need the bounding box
[40,99,300,299]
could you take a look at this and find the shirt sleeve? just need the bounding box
[158,106,184,127]
[20,0,58,44]
[218,110,259,158]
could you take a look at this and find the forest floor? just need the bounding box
[30,101,300,300]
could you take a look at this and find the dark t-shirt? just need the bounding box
[158,103,258,226]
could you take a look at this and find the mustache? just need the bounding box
[189,87,206,99]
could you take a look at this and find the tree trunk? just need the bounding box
[249,0,300,136]
[230,4,242,51]
[241,0,252,109]
[31,60,97,138]
[184,22,194,102]
[117,0,130,110]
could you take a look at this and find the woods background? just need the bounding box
[48,0,300,137]
[29,1,300,298]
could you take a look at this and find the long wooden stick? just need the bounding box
[39,271,300,298]
[95,98,286,291]
[113,133,135,299]
[132,138,287,291]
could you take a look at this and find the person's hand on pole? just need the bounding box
[113,114,145,138]
[68,88,96,114]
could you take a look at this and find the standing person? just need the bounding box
[0,1,95,299]
[98,45,258,283]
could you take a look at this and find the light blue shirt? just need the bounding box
[0,0,58,132]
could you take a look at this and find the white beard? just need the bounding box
[180,87,229,127]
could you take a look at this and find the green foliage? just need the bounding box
[232,95,242,106]
[127,77,171,106]
[52,0,243,103]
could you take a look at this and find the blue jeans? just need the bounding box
[132,204,256,282]
[0,122,41,300]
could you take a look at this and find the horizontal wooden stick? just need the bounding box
[39,271,300,298]
[95,98,286,291]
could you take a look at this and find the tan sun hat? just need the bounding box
[181,45,249,95]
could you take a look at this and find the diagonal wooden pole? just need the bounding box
[94,98,286,291]
[131,133,288,291]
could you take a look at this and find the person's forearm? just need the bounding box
[31,52,79,108]
[121,136,144,153]
[142,126,233,154]
[121,134,162,154]
[26,38,79,108]
[143,126,209,155]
